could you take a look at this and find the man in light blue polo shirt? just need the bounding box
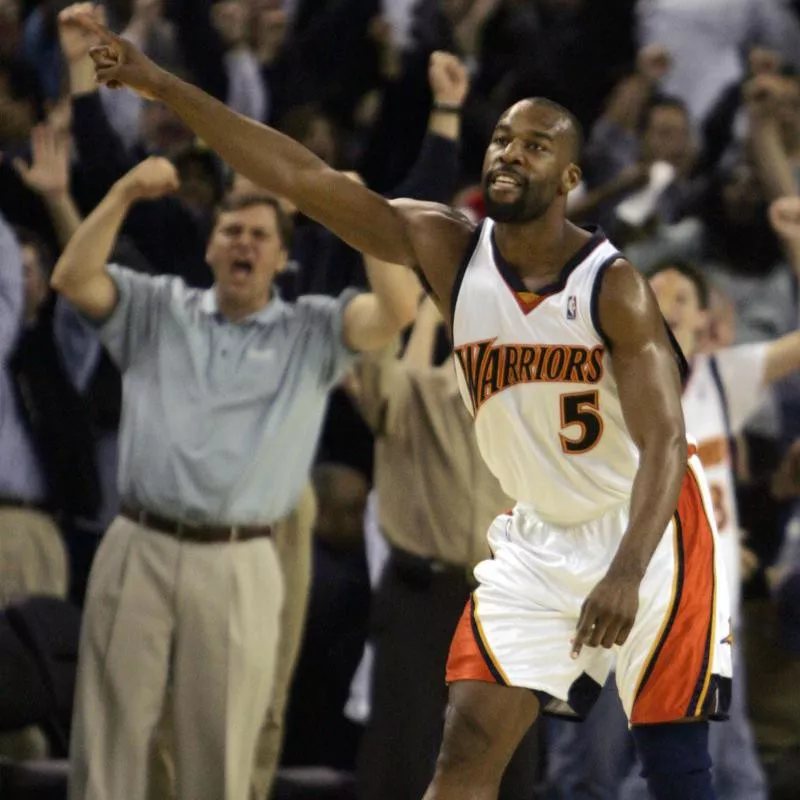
[49,156,420,800]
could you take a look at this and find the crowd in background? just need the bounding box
[2,0,800,798]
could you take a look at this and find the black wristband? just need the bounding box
[432,101,462,114]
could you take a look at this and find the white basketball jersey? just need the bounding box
[452,220,664,526]
[682,346,768,624]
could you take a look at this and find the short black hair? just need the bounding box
[522,97,584,162]
[639,94,689,133]
[649,259,710,309]
[14,226,54,275]
[216,193,293,249]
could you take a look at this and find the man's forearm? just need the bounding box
[42,191,83,249]
[364,254,421,332]
[751,121,798,200]
[50,184,131,292]
[610,435,687,580]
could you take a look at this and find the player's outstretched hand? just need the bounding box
[769,196,800,244]
[59,5,166,99]
[571,572,640,658]
[115,157,180,203]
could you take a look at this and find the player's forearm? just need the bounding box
[50,183,131,294]
[154,72,415,264]
[609,433,687,581]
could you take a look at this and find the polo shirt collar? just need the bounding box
[200,286,283,323]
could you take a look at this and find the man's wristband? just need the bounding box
[432,101,462,114]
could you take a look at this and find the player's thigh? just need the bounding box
[437,680,539,775]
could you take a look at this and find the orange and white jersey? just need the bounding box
[683,346,768,623]
[451,221,685,526]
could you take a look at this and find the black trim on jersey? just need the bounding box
[589,253,622,349]
[449,222,485,332]
[490,224,606,296]
[708,355,738,468]
[590,256,690,385]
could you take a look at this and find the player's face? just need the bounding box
[482,102,579,224]
[649,269,707,358]
[206,203,288,314]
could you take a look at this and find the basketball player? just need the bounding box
[67,11,732,800]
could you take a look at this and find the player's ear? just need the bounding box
[561,163,582,194]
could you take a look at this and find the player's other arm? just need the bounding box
[573,260,686,656]
[50,158,180,320]
[603,262,687,575]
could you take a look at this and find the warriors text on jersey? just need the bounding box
[451,221,683,526]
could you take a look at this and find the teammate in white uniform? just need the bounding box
[75,18,738,799]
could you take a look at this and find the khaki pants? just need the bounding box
[148,484,317,800]
[0,506,67,761]
[68,515,284,800]
[0,507,67,607]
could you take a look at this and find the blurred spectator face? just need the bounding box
[0,0,20,57]
[302,117,336,165]
[211,0,248,48]
[22,243,49,322]
[641,103,691,171]
[721,161,764,226]
[141,101,194,156]
[649,268,707,358]
[278,105,338,166]
[205,199,288,314]
[0,63,38,145]
[704,287,737,352]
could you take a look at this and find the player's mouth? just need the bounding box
[487,168,526,198]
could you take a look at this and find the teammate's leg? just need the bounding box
[422,680,539,800]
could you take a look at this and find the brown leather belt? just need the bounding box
[0,496,48,513]
[120,504,273,543]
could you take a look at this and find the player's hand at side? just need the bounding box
[571,572,640,658]
[59,6,165,99]
[114,156,180,203]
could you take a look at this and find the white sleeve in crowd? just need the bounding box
[714,342,770,434]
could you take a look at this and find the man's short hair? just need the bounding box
[639,94,689,133]
[216,193,293,249]
[14,226,54,275]
[649,259,710,309]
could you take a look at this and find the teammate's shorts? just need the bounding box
[446,452,733,725]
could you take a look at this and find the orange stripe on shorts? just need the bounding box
[445,595,509,686]
[631,465,716,724]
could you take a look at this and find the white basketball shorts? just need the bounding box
[446,451,733,725]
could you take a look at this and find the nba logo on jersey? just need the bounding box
[566,295,577,320]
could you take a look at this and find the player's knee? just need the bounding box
[434,701,502,781]
[631,722,713,800]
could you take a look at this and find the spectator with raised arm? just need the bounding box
[49,152,420,800]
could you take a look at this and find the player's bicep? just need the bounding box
[597,261,685,449]
[391,199,476,319]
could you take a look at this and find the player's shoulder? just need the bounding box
[390,198,477,245]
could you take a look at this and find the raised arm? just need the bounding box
[50,157,180,319]
[63,10,472,300]
[573,260,687,656]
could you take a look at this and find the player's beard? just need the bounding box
[481,175,552,224]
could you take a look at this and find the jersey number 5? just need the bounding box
[560,391,603,454]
